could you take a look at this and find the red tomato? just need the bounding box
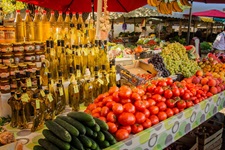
[147,84,156,93]
[176,100,187,109]
[106,101,116,109]
[186,100,194,108]
[179,88,185,96]
[142,118,152,129]
[172,108,179,114]
[112,103,124,115]
[143,109,150,118]
[96,102,103,107]
[131,124,143,134]
[158,112,167,121]
[98,117,106,122]
[119,126,131,134]
[149,115,159,125]
[172,88,180,97]
[92,113,100,118]
[123,103,136,113]
[166,78,173,86]
[120,98,131,104]
[151,94,162,102]
[161,97,166,102]
[149,106,159,115]
[158,80,167,87]
[115,129,129,141]
[102,96,113,105]
[107,122,118,133]
[165,108,174,118]
[112,91,120,102]
[87,103,97,111]
[154,86,164,95]
[151,80,158,86]
[108,86,119,95]
[145,92,152,98]
[84,109,91,114]
[131,93,141,101]
[135,112,146,124]
[194,99,200,104]
[157,102,167,111]
[143,100,150,108]
[148,99,156,107]
[134,100,146,112]
[118,112,136,126]
[166,99,176,108]
[106,111,117,122]
[101,106,109,117]
[164,89,173,99]
[182,93,190,100]
[97,93,107,101]
[92,107,101,114]
[119,86,132,99]
[142,95,147,100]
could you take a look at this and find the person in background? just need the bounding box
[139,27,149,38]
[213,26,225,54]
[191,29,202,57]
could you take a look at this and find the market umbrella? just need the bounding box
[192,9,225,18]
[17,0,147,12]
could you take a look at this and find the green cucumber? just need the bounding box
[33,145,46,150]
[42,129,70,150]
[67,112,93,122]
[79,135,92,148]
[99,140,110,149]
[97,131,105,142]
[89,138,97,150]
[86,119,96,127]
[109,138,117,145]
[85,126,94,137]
[70,146,78,150]
[55,117,79,136]
[70,136,84,150]
[102,130,116,142]
[38,138,60,150]
[92,132,98,138]
[92,123,100,132]
[58,116,86,135]
[45,120,72,142]
[93,117,108,130]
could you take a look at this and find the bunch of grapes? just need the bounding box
[161,42,200,77]
[148,53,170,77]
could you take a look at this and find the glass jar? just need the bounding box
[35,50,45,62]
[13,42,24,52]
[0,65,9,79]
[9,64,18,78]
[0,79,11,94]
[2,52,14,65]
[35,41,45,52]
[10,78,17,91]
[18,63,27,77]
[27,62,37,77]
[0,43,13,53]
[14,52,24,64]
[24,42,35,52]
[24,52,36,62]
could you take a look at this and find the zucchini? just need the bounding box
[70,136,84,150]
[86,119,96,127]
[38,138,60,150]
[109,138,117,145]
[89,138,97,150]
[58,116,86,135]
[33,145,46,150]
[55,117,79,136]
[97,131,105,142]
[93,117,108,130]
[67,112,93,122]
[92,132,98,138]
[85,126,94,137]
[102,130,116,142]
[99,140,110,149]
[45,121,72,142]
[42,129,70,150]
[92,123,100,132]
[79,135,92,148]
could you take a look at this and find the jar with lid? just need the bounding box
[10,78,17,91]
[13,42,24,52]
[0,79,11,94]
[4,26,16,43]
[2,52,14,65]
[24,42,35,52]
[18,63,27,78]
[27,62,37,78]
[0,43,13,53]
[24,52,36,62]
[9,64,18,79]
[35,50,45,62]
[34,41,45,52]
[0,65,9,79]
[14,52,24,64]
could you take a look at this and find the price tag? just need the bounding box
[106,74,110,84]
[59,87,64,96]
[40,90,45,97]
[36,100,40,109]
[21,93,29,102]
[98,78,104,85]
[26,78,32,87]
[73,85,79,93]
[48,94,54,102]
[77,71,81,78]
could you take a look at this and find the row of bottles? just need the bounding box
[15,10,95,46]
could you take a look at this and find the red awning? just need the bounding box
[17,0,147,12]
[192,9,225,18]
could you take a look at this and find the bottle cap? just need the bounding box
[44,90,49,94]
[61,40,65,47]
[72,45,76,48]
[48,73,52,78]
[16,10,20,13]
[38,85,42,90]
[16,72,20,78]
[70,23,75,28]
[57,40,61,46]
[26,10,30,13]
[104,40,107,45]
[22,88,27,92]
[57,83,61,87]
[43,10,47,14]
[51,11,55,14]
[35,10,39,14]
[76,65,80,70]
[66,11,70,15]
[50,40,54,48]
[16,93,21,98]
[95,40,99,46]
[46,40,50,47]
[26,71,31,77]
[11,91,15,95]
[72,12,76,15]
[102,65,106,70]
[33,93,38,98]
[58,71,63,76]
[79,12,82,15]
[59,11,62,14]
[94,66,99,71]
[70,67,74,73]
[36,70,40,75]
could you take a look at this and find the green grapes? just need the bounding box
[0,0,26,14]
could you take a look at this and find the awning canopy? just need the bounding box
[192,9,225,18]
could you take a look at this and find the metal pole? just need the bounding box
[187,0,193,45]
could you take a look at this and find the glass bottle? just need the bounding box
[56,11,64,40]
[8,91,17,127]
[71,12,77,29]
[40,62,49,86]
[89,18,96,44]
[21,88,32,123]
[33,10,42,41]
[70,23,76,47]
[83,71,94,106]
[49,11,56,39]
[55,83,66,114]
[101,65,109,93]
[41,10,50,41]
[92,66,102,99]
[88,45,95,74]
[14,93,23,128]
[47,73,55,94]
[59,41,69,80]
[64,11,70,47]
[34,84,45,99]
[49,40,58,80]
[56,40,62,58]
[44,90,55,120]
[76,65,84,104]
[31,93,45,131]
[77,13,84,45]
[74,46,81,69]
[109,63,117,87]
[36,70,42,86]
[15,10,25,42]
[82,45,88,74]
[24,10,34,41]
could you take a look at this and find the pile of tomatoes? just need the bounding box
[85,73,223,141]
[137,73,153,80]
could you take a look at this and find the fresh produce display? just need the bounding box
[34,112,117,150]
[184,45,199,60]
[147,53,171,77]
[136,73,154,80]
[200,42,212,53]
[161,43,200,77]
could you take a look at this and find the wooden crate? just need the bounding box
[178,135,198,150]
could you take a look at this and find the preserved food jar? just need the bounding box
[35,41,45,52]
[24,42,35,52]
[0,79,10,93]
[24,52,36,62]
[5,26,16,43]
[0,26,5,42]
[35,50,45,62]
[13,42,24,52]
[10,78,17,91]
[0,65,9,79]
[27,62,37,77]
[18,63,27,77]
[9,64,18,78]
[2,52,14,65]
[14,52,24,64]
[0,43,13,53]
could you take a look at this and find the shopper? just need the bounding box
[191,30,202,57]
[139,27,149,38]
[212,26,225,54]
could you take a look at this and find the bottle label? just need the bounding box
[59,87,64,96]
[26,78,32,87]
[77,70,81,78]
[21,93,29,102]
[36,100,40,109]
[40,90,45,97]
[73,85,79,93]
[3,58,14,65]
[98,78,104,85]
[48,94,53,102]
[25,56,36,61]
[25,45,35,51]
[14,46,24,52]
[1,47,13,52]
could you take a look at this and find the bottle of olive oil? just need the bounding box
[8,91,17,127]
[59,41,69,80]
[92,66,102,99]
[33,10,42,41]
[71,12,77,29]
[82,45,88,74]
[75,65,84,104]
[49,11,56,39]
[21,88,31,123]
[83,68,94,106]
[41,10,50,41]
[74,46,81,69]
[55,83,66,114]
[15,10,25,42]
[101,65,109,93]
[31,93,45,132]
[70,24,76,47]
[56,11,64,40]
[24,10,34,41]
[49,40,58,80]
[40,62,49,86]
[47,73,55,94]
[64,11,70,46]
[14,93,24,128]
[44,90,55,120]
[109,63,117,87]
